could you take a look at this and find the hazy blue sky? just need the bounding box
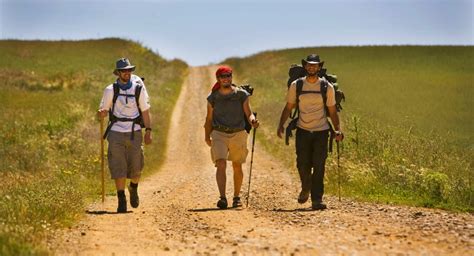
[1,0,472,65]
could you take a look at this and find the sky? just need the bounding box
[1,0,472,65]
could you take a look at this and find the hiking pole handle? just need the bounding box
[246,112,257,208]
[285,119,297,146]
[100,118,105,203]
[251,112,257,144]
[285,126,290,146]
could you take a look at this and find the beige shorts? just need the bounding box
[107,131,144,179]
[211,130,249,164]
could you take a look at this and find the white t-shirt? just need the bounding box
[99,74,150,133]
[287,77,336,132]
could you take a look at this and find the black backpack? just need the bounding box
[239,84,255,133]
[103,78,145,140]
[287,64,345,113]
[285,65,345,150]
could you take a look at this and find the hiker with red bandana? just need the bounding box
[204,66,259,209]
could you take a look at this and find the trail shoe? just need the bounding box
[297,190,310,204]
[232,197,243,208]
[217,197,228,209]
[128,183,139,208]
[117,193,127,213]
[311,201,327,210]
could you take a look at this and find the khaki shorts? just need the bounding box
[210,130,249,164]
[107,131,144,179]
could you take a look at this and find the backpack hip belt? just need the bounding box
[103,116,143,140]
[213,125,244,134]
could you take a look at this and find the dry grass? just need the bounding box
[224,46,473,212]
[0,38,188,254]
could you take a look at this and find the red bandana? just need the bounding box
[212,66,233,92]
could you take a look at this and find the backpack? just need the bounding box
[285,65,345,150]
[239,84,255,133]
[210,83,254,133]
[103,78,145,140]
[287,64,344,113]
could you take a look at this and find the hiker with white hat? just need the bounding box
[97,58,152,213]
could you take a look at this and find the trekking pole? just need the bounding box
[246,113,257,208]
[336,141,341,202]
[100,118,105,203]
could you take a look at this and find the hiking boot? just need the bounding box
[217,197,228,209]
[297,190,310,204]
[232,197,242,208]
[128,184,139,208]
[117,195,127,213]
[311,201,327,210]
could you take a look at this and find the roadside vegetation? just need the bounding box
[224,46,473,212]
[0,38,187,254]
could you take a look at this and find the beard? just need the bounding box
[222,82,232,88]
[307,70,318,77]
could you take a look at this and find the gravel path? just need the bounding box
[51,66,473,255]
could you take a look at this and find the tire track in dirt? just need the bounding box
[51,66,473,255]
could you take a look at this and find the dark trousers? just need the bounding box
[295,128,329,203]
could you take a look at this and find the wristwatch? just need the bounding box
[145,127,152,132]
[335,130,342,135]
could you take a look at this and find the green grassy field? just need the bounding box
[0,38,187,254]
[224,46,473,212]
[1,42,472,254]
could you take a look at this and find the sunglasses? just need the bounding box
[219,73,232,78]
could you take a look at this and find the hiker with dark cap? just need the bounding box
[277,54,343,210]
[97,58,152,213]
[204,66,259,209]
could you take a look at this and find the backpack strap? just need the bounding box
[134,83,145,132]
[319,79,335,152]
[290,78,304,119]
[103,83,121,139]
[320,79,328,114]
[103,82,144,140]
[135,83,142,103]
[127,83,144,140]
[111,82,120,114]
[295,78,304,103]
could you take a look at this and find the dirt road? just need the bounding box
[51,66,473,255]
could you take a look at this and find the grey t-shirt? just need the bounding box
[207,87,249,130]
